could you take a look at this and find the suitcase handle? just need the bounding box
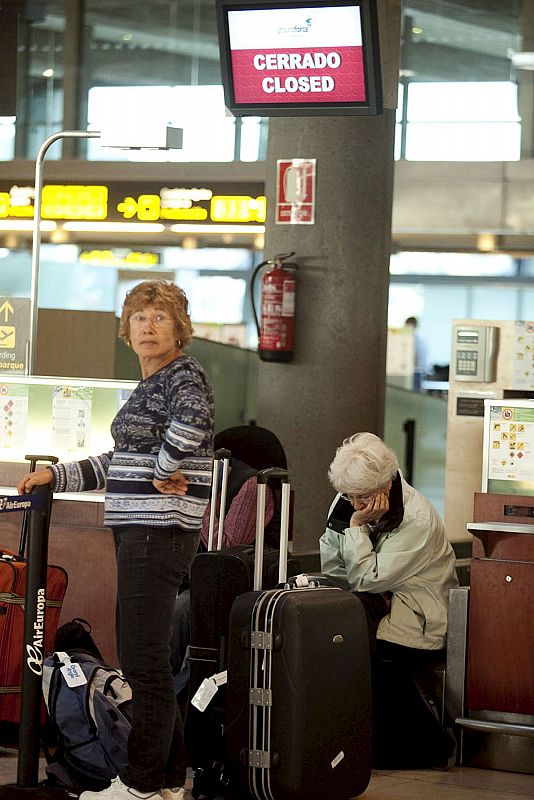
[207,448,231,552]
[19,454,58,557]
[24,454,59,471]
[254,468,291,591]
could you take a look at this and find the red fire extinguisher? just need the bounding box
[250,252,298,363]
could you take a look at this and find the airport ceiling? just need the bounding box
[21,0,525,85]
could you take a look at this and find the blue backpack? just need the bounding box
[42,650,132,791]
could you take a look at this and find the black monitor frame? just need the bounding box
[215,0,383,117]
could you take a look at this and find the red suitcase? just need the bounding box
[0,455,68,727]
[0,550,68,725]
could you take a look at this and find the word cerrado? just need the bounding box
[252,51,342,94]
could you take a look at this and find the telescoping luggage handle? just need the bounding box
[254,467,290,591]
[207,448,231,552]
[19,454,58,558]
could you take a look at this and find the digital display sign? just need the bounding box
[215,0,382,116]
[0,182,266,226]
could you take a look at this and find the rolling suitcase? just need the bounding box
[185,450,300,799]
[0,455,68,728]
[225,468,372,800]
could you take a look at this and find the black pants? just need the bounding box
[113,525,200,792]
[371,640,455,769]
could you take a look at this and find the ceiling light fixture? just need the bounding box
[62,222,165,233]
[0,220,56,231]
[169,223,265,234]
[511,52,534,70]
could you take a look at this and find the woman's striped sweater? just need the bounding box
[49,355,214,530]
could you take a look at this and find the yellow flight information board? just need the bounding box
[0,181,266,225]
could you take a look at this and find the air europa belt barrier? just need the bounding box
[0,485,55,795]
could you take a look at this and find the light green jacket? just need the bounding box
[319,478,458,650]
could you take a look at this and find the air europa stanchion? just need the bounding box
[0,483,65,799]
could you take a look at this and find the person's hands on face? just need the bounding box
[153,468,188,495]
[349,491,390,528]
[17,468,54,496]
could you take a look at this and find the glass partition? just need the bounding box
[3,0,533,163]
[384,384,447,516]
[0,375,136,465]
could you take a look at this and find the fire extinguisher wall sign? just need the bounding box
[250,253,298,363]
[276,159,316,225]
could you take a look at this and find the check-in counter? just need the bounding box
[452,492,534,774]
[1,468,118,666]
[0,375,138,667]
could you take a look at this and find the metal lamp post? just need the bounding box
[27,124,182,375]
[28,130,101,375]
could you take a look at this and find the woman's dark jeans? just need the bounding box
[112,525,200,793]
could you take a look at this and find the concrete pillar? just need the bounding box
[257,112,396,554]
[256,4,399,554]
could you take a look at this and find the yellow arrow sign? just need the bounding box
[0,301,14,322]
[117,197,138,219]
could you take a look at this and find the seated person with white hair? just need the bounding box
[320,432,458,769]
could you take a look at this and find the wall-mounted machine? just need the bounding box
[444,319,534,541]
[451,325,498,383]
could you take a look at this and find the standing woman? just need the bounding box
[18,280,215,800]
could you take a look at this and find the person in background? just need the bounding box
[405,316,428,391]
[320,432,458,768]
[18,279,214,800]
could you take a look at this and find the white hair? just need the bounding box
[328,432,399,495]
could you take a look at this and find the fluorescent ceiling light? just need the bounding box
[63,222,165,233]
[0,220,56,231]
[169,224,265,234]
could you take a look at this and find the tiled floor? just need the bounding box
[0,754,533,800]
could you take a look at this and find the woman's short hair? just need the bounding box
[328,432,399,495]
[119,279,194,347]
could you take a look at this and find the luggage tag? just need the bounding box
[56,651,88,688]
[191,670,227,712]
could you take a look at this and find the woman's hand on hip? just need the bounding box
[153,468,188,495]
[17,467,54,496]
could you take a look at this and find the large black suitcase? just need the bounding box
[184,453,300,797]
[225,469,372,800]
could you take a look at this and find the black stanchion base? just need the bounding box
[0,784,74,799]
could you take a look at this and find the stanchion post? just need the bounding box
[16,483,53,788]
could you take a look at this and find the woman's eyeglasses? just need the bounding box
[340,492,374,504]
[130,313,171,327]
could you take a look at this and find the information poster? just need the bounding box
[487,404,534,482]
[512,320,534,389]
[0,383,29,449]
[52,386,93,452]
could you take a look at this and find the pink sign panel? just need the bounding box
[231,46,365,104]
[226,5,368,109]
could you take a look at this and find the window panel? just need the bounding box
[407,82,520,123]
[405,121,520,161]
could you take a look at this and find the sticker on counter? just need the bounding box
[0,383,29,450]
[487,404,534,481]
